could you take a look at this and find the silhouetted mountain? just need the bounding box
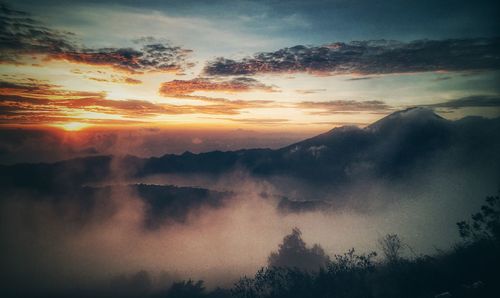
[1,108,499,203]
[136,108,499,186]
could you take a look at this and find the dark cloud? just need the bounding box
[51,44,193,74]
[346,77,373,81]
[0,4,192,73]
[296,100,392,115]
[429,95,500,109]
[204,38,500,76]
[432,76,452,82]
[0,4,74,63]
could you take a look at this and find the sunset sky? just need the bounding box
[1,0,499,133]
[2,2,500,296]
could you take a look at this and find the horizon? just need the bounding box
[0,107,496,165]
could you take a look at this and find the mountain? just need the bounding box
[1,108,499,228]
[1,107,499,198]
[136,108,498,187]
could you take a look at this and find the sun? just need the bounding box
[52,122,92,131]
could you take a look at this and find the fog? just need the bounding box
[1,153,497,295]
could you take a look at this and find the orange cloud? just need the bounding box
[158,77,278,111]
[70,69,143,85]
[0,79,105,100]
[159,77,278,96]
[0,79,276,127]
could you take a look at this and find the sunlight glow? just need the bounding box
[53,122,92,131]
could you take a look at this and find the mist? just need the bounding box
[1,149,497,296]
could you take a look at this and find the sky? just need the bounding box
[1,0,499,134]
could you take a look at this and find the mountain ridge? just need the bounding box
[1,108,499,193]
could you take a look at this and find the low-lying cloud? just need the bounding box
[1,158,497,296]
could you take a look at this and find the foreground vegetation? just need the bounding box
[8,195,498,298]
[161,195,500,298]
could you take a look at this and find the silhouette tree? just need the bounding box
[166,279,206,298]
[457,196,500,242]
[378,234,403,263]
[267,228,330,271]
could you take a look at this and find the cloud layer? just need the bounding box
[204,38,500,76]
[0,79,273,125]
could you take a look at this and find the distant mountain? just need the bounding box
[1,108,499,211]
[132,108,499,188]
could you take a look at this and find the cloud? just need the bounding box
[0,79,270,125]
[0,5,192,73]
[159,77,278,111]
[87,76,142,85]
[0,4,74,63]
[159,77,278,96]
[296,100,392,115]
[0,78,105,100]
[346,77,373,81]
[312,121,370,126]
[50,44,193,74]
[70,69,143,84]
[204,38,500,76]
[295,89,326,94]
[428,95,500,109]
[212,117,290,125]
